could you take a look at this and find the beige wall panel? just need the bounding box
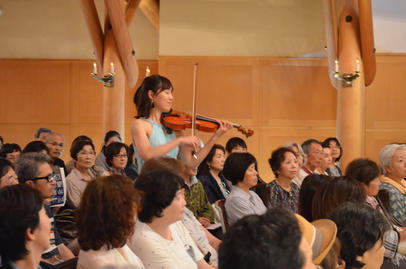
[260,59,337,124]
[0,60,71,123]
[365,130,406,166]
[70,61,103,124]
[366,55,406,129]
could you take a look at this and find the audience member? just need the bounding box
[95,130,122,171]
[23,140,50,155]
[298,174,331,222]
[225,137,247,155]
[130,170,213,269]
[285,141,305,168]
[198,144,231,204]
[346,158,406,267]
[76,175,144,269]
[330,202,386,269]
[223,153,266,225]
[295,214,338,266]
[0,136,3,150]
[66,140,96,208]
[268,147,300,212]
[322,137,343,176]
[182,162,215,228]
[34,127,52,142]
[298,139,323,186]
[45,132,66,174]
[379,144,406,226]
[0,158,18,189]
[16,153,74,264]
[0,143,22,166]
[312,176,366,220]
[319,144,332,175]
[218,208,316,269]
[0,184,52,269]
[104,142,137,180]
[140,157,221,266]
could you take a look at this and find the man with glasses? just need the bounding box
[297,139,323,186]
[16,152,74,265]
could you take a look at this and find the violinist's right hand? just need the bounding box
[180,136,200,152]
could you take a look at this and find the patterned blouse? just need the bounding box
[268,180,300,213]
[380,176,406,226]
[184,176,215,222]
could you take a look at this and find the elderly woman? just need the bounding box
[66,140,97,208]
[379,144,406,227]
[141,157,221,267]
[268,147,300,212]
[129,170,213,269]
[76,175,144,268]
[105,142,137,180]
[0,158,18,189]
[95,130,122,171]
[346,158,406,268]
[223,153,266,225]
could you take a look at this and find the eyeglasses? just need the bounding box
[78,151,95,156]
[31,174,57,183]
[49,142,64,147]
[114,154,128,159]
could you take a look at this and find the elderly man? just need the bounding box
[16,152,74,265]
[0,184,52,269]
[296,139,323,186]
[45,132,66,174]
[34,127,53,143]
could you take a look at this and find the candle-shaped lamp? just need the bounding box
[355,59,360,73]
[334,60,339,73]
[145,66,151,77]
[110,62,115,74]
[93,63,97,74]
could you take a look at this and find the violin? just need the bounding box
[162,110,254,138]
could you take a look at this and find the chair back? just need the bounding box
[250,183,271,206]
[214,199,228,233]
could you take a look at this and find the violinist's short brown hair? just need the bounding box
[77,175,141,251]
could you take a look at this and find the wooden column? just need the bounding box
[336,0,365,169]
[102,18,126,137]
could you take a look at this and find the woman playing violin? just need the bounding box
[131,74,232,172]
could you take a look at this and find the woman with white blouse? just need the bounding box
[129,170,214,269]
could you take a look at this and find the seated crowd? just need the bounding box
[1,128,406,269]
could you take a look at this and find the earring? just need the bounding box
[151,100,154,108]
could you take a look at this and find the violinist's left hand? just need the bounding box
[214,120,233,138]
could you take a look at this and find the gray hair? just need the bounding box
[16,152,51,183]
[45,132,65,143]
[285,142,306,162]
[379,144,406,175]
[34,127,52,138]
[301,139,321,155]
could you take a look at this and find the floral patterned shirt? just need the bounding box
[268,180,300,213]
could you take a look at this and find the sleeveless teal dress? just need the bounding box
[134,118,179,173]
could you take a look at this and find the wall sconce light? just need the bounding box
[91,62,115,87]
[332,59,360,87]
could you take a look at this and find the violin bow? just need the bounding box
[191,63,199,159]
